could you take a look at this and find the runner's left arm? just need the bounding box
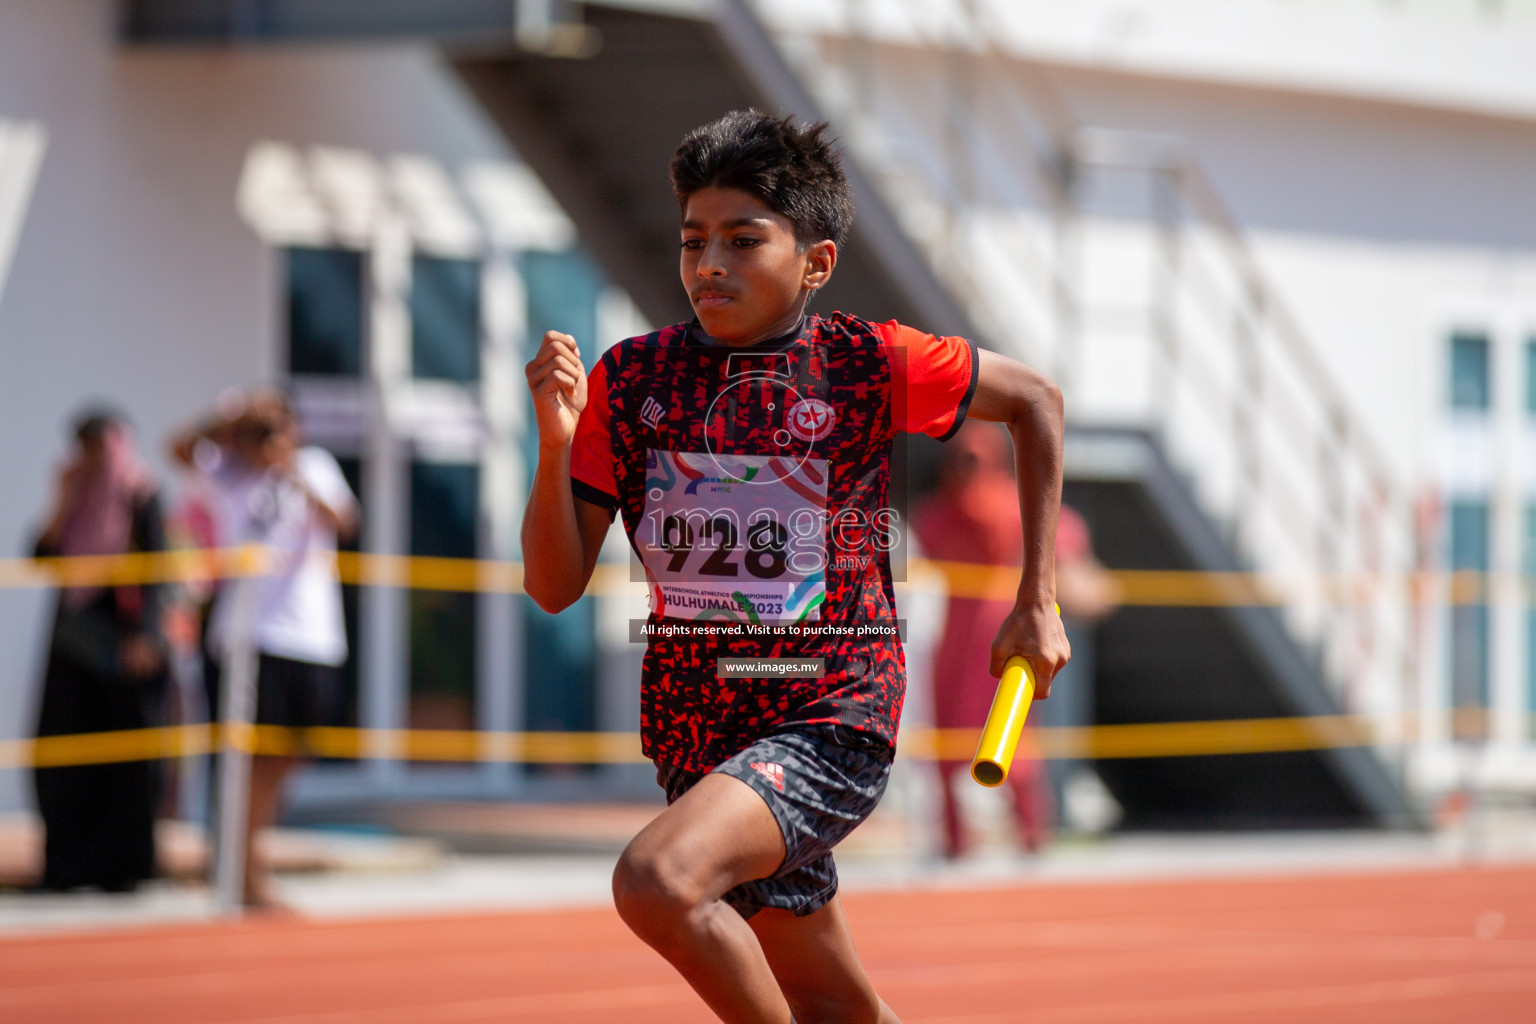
[965,349,1071,697]
[522,330,612,613]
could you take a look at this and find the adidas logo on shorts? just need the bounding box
[749,761,785,792]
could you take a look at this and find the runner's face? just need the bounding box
[680,186,831,346]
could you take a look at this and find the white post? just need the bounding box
[213,557,261,916]
[481,252,524,794]
[363,204,411,794]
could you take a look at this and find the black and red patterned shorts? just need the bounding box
[656,724,894,920]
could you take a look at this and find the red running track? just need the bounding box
[2,865,1533,1023]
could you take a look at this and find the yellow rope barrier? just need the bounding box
[922,718,1374,761]
[18,724,219,769]
[2,713,1499,771]
[0,549,1512,771]
[0,546,1521,605]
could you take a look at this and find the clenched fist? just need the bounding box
[524,330,587,450]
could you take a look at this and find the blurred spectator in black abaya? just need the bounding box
[31,406,169,892]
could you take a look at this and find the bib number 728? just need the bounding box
[659,514,789,579]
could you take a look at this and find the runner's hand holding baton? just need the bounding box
[972,604,1062,787]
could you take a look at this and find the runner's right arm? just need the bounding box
[522,330,612,613]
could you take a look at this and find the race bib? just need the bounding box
[637,449,828,623]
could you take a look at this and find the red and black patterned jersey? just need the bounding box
[570,312,977,771]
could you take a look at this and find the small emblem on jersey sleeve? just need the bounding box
[787,397,835,442]
[640,396,665,430]
[749,761,786,792]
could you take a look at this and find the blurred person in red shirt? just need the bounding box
[915,421,1116,857]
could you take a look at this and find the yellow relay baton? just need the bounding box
[970,657,1035,787]
[970,605,1059,788]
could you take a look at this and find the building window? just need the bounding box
[410,255,480,383]
[287,247,364,377]
[1449,332,1492,411]
[1449,501,1491,728]
[520,250,603,746]
[1526,338,1536,414]
[525,250,603,356]
[408,461,479,733]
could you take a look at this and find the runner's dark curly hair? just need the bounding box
[670,110,854,248]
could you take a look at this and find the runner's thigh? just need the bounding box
[622,772,787,901]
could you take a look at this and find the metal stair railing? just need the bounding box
[1063,127,1413,731]
[746,0,1416,735]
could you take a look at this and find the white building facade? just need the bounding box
[752,0,1536,794]
[0,0,651,814]
[3,0,1536,814]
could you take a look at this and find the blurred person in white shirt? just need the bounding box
[170,389,358,909]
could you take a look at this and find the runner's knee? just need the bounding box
[611,841,708,937]
[785,987,883,1024]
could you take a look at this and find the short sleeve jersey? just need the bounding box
[571,312,978,771]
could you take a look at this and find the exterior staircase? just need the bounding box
[125,0,1419,825]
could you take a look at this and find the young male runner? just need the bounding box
[522,110,1069,1024]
